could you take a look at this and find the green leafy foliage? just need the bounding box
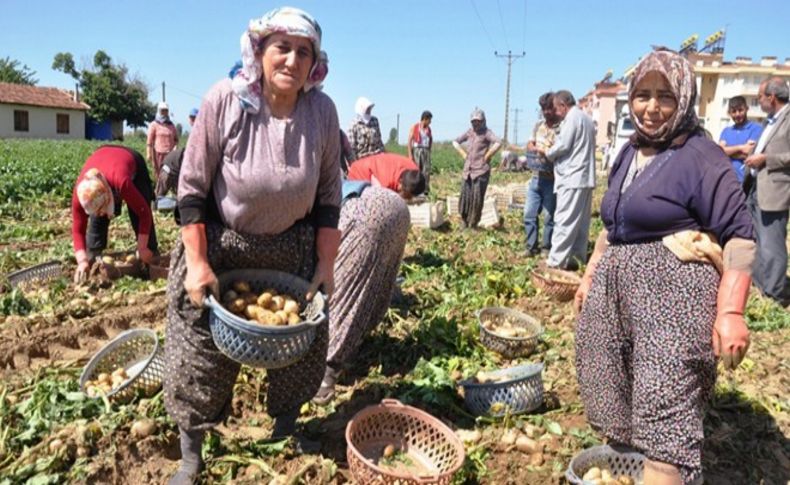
[0,57,38,85]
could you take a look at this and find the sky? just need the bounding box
[2,0,789,143]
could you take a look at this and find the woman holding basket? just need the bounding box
[163,7,339,484]
[574,49,754,485]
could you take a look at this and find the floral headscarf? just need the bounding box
[77,168,114,217]
[629,49,699,148]
[231,7,328,114]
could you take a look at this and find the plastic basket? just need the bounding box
[531,266,581,302]
[79,329,165,403]
[205,269,326,369]
[479,197,500,228]
[446,195,460,216]
[407,201,446,229]
[7,260,62,289]
[477,307,542,358]
[147,254,170,281]
[566,444,645,485]
[346,399,465,484]
[461,363,544,417]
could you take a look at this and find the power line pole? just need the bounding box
[162,81,166,103]
[512,108,523,145]
[396,113,400,144]
[494,50,525,146]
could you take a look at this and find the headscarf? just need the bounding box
[470,107,487,133]
[155,102,171,125]
[231,6,328,114]
[355,97,374,124]
[76,168,115,218]
[628,49,699,148]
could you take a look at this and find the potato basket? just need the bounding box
[531,265,581,302]
[79,328,165,403]
[566,444,645,485]
[7,260,62,289]
[205,269,326,369]
[147,253,170,281]
[461,363,544,417]
[346,399,465,484]
[477,307,542,358]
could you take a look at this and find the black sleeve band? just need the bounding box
[312,204,340,229]
[178,195,207,226]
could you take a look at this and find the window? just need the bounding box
[56,113,70,134]
[13,110,29,132]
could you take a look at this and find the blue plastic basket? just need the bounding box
[461,363,544,417]
[206,269,326,369]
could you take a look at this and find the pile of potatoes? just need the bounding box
[222,281,303,326]
[582,467,635,485]
[481,315,531,338]
[538,270,579,285]
[102,254,137,266]
[84,367,130,397]
[472,370,507,384]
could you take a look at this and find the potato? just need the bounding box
[583,467,602,481]
[529,452,544,466]
[97,373,111,384]
[601,470,613,482]
[475,370,492,384]
[287,312,302,325]
[618,476,634,485]
[283,299,300,315]
[275,310,289,324]
[496,327,518,338]
[76,445,91,458]
[257,292,274,308]
[455,429,482,444]
[233,281,251,294]
[49,438,65,453]
[242,292,258,305]
[111,375,125,388]
[112,368,128,378]
[515,436,540,454]
[101,256,115,265]
[270,296,286,311]
[382,444,396,458]
[131,419,156,439]
[222,290,239,303]
[125,254,137,264]
[245,305,263,320]
[500,429,519,446]
[228,298,246,314]
[256,309,280,326]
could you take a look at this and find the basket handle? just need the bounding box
[380,398,404,407]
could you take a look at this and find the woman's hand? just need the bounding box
[573,275,592,314]
[74,261,91,284]
[185,261,219,307]
[713,313,750,370]
[138,246,154,265]
[306,259,334,301]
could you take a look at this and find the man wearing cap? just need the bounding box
[71,145,159,283]
[408,110,433,194]
[188,108,199,127]
[453,108,502,228]
[146,102,179,179]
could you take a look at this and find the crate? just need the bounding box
[408,201,446,229]
[479,197,500,228]
[508,183,530,205]
[446,195,460,216]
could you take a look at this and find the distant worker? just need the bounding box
[523,92,560,257]
[453,108,502,229]
[347,153,425,200]
[349,96,385,159]
[188,108,199,127]
[534,90,596,270]
[719,96,762,187]
[71,145,158,283]
[147,102,179,180]
[407,110,433,194]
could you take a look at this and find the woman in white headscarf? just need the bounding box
[163,7,338,484]
[348,96,385,159]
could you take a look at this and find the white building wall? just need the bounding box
[0,104,85,139]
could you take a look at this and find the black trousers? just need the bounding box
[86,152,158,256]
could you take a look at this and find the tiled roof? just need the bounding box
[0,82,90,111]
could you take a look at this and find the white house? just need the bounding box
[0,82,90,139]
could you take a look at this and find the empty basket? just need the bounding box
[206,269,326,369]
[407,201,446,229]
[7,260,62,289]
[346,399,466,484]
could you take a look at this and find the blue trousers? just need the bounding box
[523,175,556,252]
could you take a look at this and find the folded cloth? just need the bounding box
[662,230,723,274]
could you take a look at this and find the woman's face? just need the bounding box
[261,33,315,96]
[631,71,678,134]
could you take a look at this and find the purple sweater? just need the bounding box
[601,132,754,245]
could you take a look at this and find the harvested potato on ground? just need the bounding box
[233,281,251,294]
[131,419,156,439]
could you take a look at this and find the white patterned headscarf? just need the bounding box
[231,6,328,114]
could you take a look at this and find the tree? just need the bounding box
[0,57,38,85]
[388,127,398,145]
[52,50,155,128]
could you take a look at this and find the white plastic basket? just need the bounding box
[508,183,530,205]
[408,201,446,229]
[447,195,460,216]
[479,197,500,228]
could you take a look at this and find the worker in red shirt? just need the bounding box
[346,152,426,200]
[71,145,158,283]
